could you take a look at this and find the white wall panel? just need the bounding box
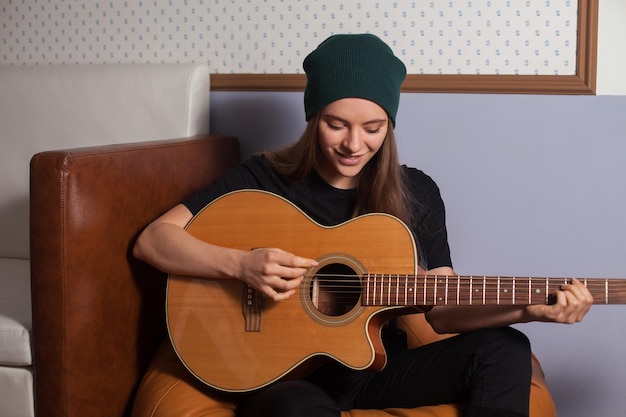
[1,0,578,76]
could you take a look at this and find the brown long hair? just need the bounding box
[263,113,416,227]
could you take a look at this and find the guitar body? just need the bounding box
[166,189,421,392]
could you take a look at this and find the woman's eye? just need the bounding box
[365,128,381,134]
[328,123,343,130]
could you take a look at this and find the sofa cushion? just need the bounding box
[0,258,31,366]
[0,365,35,417]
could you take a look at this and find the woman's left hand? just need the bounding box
[525,278,594,324]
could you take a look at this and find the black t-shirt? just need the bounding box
[183,154,452,270]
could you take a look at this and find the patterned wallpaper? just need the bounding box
[1,0,578,75]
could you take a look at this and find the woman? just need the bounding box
[133,34,593,417]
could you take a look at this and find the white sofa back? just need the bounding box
[0,63,211,260]
[0,63,211,417]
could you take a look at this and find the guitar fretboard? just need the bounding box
[362,275,626,306]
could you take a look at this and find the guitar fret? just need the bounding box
[484,276,496,306]
[512,276,516,305]
[396,275,400,305]
[372,274,378,305]
[368,274,373,305]
[367,275,376,305]
[482,276,486,305]
[437,277,443,305]
[395,275,399,306]
[373,274,378,305]
[404,275,409,305]
[386,274,390,306]
[371,274,375,305]
[380,274,385,306]
[445,276,449,305]
[380,274,385,305]
[497,276,501,305]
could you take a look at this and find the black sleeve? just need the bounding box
[404,167,453,270]
[182,157,265,215]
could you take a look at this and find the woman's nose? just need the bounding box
[342,129,363,152]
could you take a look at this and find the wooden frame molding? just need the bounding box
[211,0,598,95]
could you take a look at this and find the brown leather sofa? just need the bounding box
[30,135,239,417]
[30,134,557,417]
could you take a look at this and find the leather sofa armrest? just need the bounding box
[30,135,239,417]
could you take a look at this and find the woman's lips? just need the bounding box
[336,152,364,166]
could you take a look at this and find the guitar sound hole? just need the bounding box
[310,263,361,316]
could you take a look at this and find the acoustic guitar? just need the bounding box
[166,189,626,393]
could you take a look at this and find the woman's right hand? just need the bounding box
[237,248,318,301]
[134,204,318,302]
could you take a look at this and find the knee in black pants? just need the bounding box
[473,326,532,375]
[464,327,533,417]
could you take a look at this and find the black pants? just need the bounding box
[237,327,532,417]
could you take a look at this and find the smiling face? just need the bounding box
[315,98,389,189]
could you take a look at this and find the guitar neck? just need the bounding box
[362,275,626,306]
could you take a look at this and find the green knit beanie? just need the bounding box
[303,34,407,127]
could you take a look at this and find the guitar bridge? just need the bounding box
[243,284,263,332]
